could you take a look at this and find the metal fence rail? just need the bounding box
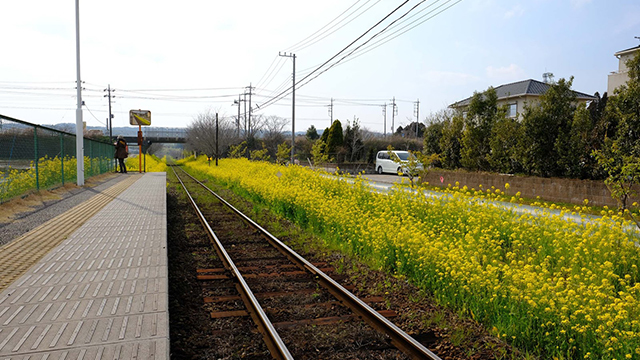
[0,114,114,203]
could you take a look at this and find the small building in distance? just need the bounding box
[449,77,596,121]
[607,44,640,94]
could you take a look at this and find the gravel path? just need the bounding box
[0,174,132,246]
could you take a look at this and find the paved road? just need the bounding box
[357,174,640,239]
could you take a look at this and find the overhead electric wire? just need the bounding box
[287,0,383,53]
[323,0,462,69]
[254,56,281,89]
[257,0,412,111]
[258,58,288,92]
[295,0,429,91]
[285,0,364,51]
[117,87,243,92]
[83,103,106,126]
[260,0,459,111]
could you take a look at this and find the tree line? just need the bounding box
[425,53,639,181]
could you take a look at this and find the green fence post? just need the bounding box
[34,127,39,191]
[61,133,65,185]
[89,140,93,176]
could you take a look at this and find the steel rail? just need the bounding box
[178,166,442,360]
[170,166,294,360]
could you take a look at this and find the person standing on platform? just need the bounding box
[114,135,128,173]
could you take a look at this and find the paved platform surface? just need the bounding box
[0,173,168,360]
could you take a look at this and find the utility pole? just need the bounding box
[279,52,296,164]
[414,99,420,138]
[104,84,115,171]
[243,93,247,137]
[245,83,254,136]
[382,104,387,138]
[328,97,334,125]
[75,0,84,186]
[103,85,115,142]
[391,97,397,136]
[233,94,243,137]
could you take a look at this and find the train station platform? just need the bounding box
[0,173,168,360]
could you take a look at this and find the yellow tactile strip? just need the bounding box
[0,174,142,292]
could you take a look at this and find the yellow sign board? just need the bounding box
[129,110,151,126]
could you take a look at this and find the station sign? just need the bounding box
[129,110,151,126]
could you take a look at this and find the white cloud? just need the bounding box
[485,64,526,82]
[504,5,525,19]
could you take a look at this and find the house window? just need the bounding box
[507,103,517,118]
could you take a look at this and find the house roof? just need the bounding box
[449,79,596,108]
[614,45,640,57]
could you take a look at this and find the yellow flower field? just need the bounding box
[125,154,167,173]
[0,155,111,203]
[180,156,640,359]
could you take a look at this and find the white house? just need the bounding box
[607,45,640,94]
[449,78,596,120]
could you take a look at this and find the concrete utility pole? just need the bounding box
[104,85,115,142]
[75,0,84,186]
[381,103,387,138]
[245,84,254,136]
[243,93,247,136]
[279,52,296,165]
[391,97,397,135]
[233,95,242,137]
[414,99,420,137]
[104,84,115,171]
[328,97,334,125]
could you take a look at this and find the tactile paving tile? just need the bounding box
[0,173,168,360]
[0,175,142,291]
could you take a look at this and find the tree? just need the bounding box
[438,114,464,169]
[343,117,365,162]
[311,140,330,167]
[461,87,501,171]
[186,110,238,158]
[489,114,522,174]
[228,141,247,158]
[609,51,640,157]
[319,127,329,144]
[306,125,319,140]
[593,142,640,228]
[557,103,594,178]
[262,115,289,158]
[276,142,291,165]
[326,119,344,156]
[593,50,640,229]
[250,143,271,162]
[519,77,577,177]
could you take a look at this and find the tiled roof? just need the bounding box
[450,79,596,108]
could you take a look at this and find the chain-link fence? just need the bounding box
[0,114,114,203]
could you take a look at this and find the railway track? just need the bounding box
[170,165,441,360]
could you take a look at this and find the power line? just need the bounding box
[324,0,462,69]
[295,0,429,91]
[83,103,106,126]
[287,0,383,53]
[257,58,288,91]
[254,55,280,89]
[117,87,242,92]
[257,0,412,111]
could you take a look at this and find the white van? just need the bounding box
[375,150,416,175]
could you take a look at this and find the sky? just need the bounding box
[0,0,639,135]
